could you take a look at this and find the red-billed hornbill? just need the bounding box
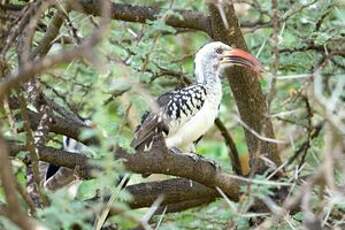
[132,42,261,159]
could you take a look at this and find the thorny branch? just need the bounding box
[8,138,294,216]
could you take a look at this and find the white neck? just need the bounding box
[195,61,222,91]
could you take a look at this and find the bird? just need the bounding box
[45,116,94,188]
[131,41,262,158]
[44,136,88,191]
[45,135,130,190]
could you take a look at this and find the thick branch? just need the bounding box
[9,137,241,201]
[115,137,241,200]
[9,143,223,212]
[72,0,210,33]
[124,178,218,210]
[8,140,289,215]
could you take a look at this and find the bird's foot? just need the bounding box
[205,158,219,170]
[185,152,219,169]
[184,152,201,161]
[169,147,183,154]
[192,154,219,169]
[169,148,219,170]
[169,148,201,161]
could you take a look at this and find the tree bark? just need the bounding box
[72,0,210,33]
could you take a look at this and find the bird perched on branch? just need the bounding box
[132,41,262,158]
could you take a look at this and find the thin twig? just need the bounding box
[266,0,280,108]
[234,115,287,144]
[215,118,242,175]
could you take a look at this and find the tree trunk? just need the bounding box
[208,3,281,173]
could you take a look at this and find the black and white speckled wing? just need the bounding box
[131,84,207,150]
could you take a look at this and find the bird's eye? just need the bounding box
[215,48,223,54]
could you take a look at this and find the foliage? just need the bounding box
[0,0,344,229]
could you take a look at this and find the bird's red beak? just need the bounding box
[221,48,263,73]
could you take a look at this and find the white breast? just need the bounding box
[165,92,221,152]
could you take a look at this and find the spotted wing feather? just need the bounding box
[131,93,171,150]
[131,84,207,150]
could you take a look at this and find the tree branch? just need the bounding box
[215,118,242,175]
[0,137,39,229]
[9,143,223,213]
[124,178,218,211]
[27,109,98,145]
[9,136,241,200]
[72,0,211,33]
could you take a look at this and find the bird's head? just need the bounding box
[194,41,262,83]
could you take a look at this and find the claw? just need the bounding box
[205,159,219,169]
[192,153,219,169]
[169,148,219,169]
[170,147,183,154]
[185,152,201,161]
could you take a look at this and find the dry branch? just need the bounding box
[9,139,290,214]
[0,39,97,100]
[18,92,46,207]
